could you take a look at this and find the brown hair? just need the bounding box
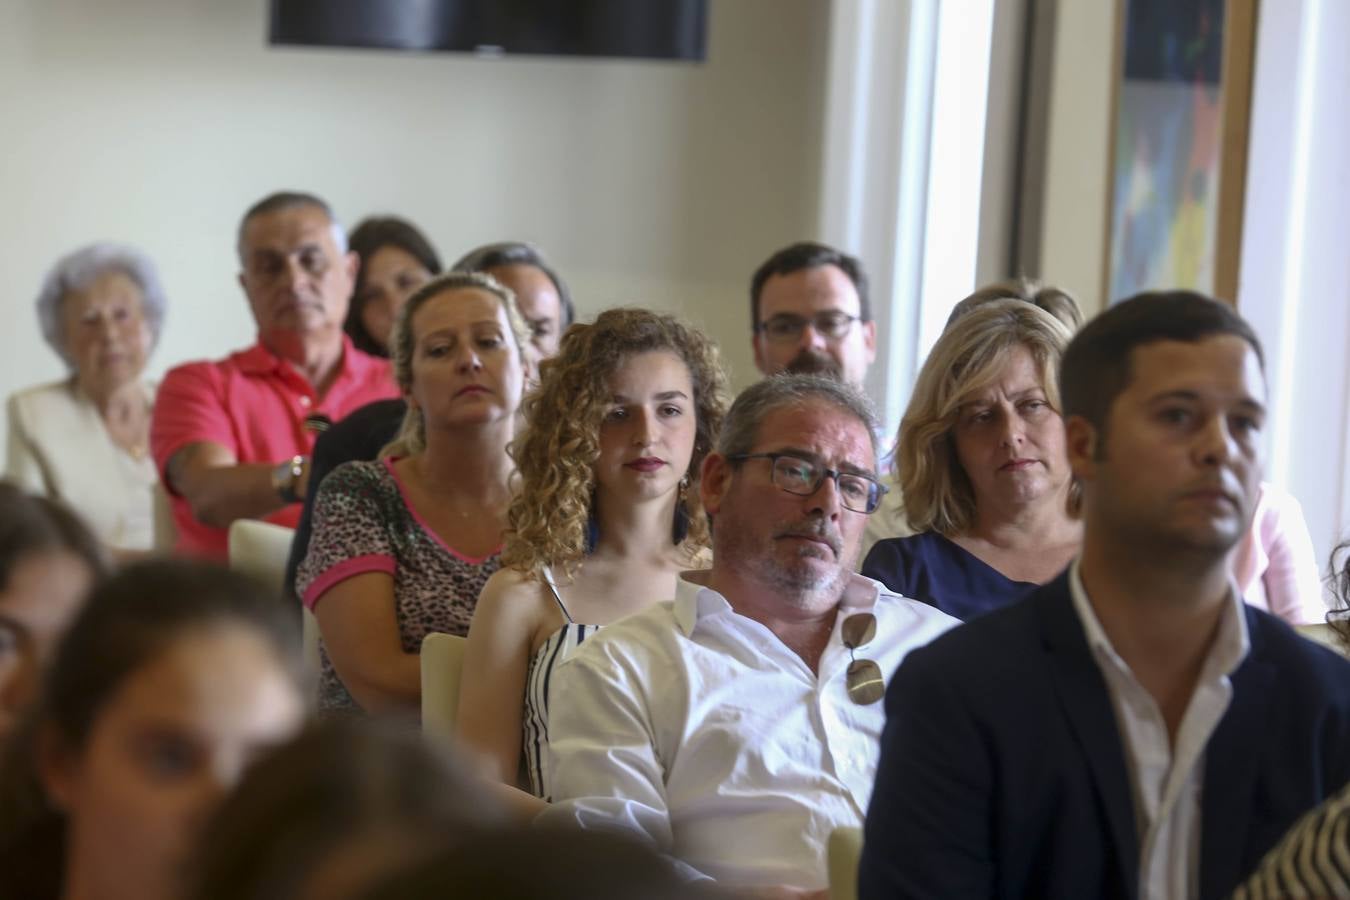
[502,308,729,577]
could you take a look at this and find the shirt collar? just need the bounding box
[1068,558,1250,679]
[234,333,370,378]
[673,569,884,638]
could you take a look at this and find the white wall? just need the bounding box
[1238,0,1350,586]
[1039,0,1115,316]
[0,0,829,443]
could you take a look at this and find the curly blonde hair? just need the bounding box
[898,299,1075,536]
[502,308,729,577]
[381,271,531,459]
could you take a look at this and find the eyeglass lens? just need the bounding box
[771,457,879,514]
[762,311,856,341]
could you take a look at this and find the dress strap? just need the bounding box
[540,565,575,624]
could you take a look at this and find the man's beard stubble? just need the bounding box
[784,348,843,381]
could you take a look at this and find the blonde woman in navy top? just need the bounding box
[863,294,1082,620]
[457,309,728,810]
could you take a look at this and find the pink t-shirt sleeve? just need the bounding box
[1259,487,1327,626]
[296,462,396,610]
[150,361,237,485]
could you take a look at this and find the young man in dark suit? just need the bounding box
[859,291,1350,900]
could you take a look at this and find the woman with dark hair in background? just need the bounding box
[0,483,106,740]
[343,217,442,357]
[0,559,307,900]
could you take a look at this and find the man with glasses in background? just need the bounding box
[540,375,957,897]
[750,241,876,389]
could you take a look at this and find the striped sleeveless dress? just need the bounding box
[522,566,601,800]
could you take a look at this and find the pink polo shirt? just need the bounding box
[150,335,399,558]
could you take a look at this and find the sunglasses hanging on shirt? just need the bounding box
[841,612,885,705]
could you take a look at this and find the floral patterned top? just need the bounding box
[297,458,501,712]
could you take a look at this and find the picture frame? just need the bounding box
[1101,0,1259,305]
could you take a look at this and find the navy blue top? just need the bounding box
[861,531,1038,622]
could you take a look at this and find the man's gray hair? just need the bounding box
[35,243,168,369]
[717,374,880,466]
[236,191,347,261]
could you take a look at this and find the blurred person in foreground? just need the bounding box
[0,560,306,900]
[182,719,506,900]
[0,484,105,741]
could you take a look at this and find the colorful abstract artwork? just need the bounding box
[1107,0,1226,303]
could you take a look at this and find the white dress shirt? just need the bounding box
[539,570,959,890]
[1069,560,1250,900]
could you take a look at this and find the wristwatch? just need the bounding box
[272,455,307,504]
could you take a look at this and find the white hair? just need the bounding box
[35,243,167,370]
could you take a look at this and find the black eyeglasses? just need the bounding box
[728,452,887,514]
[755,311,861,343]
[841,612,884,705]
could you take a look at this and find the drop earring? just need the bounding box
[672,475,691,544]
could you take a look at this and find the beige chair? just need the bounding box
[226,520,321,682]
[152,481,177,552]
[421,632,468,740]
[1296,621,1349,657]
[828,825,864,900]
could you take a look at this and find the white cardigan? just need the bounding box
[5,379,158,551]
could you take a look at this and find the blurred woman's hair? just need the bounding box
[0,481,107,588]
[183,720,507,900]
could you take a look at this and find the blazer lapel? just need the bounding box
[1199,610,1275,900]
[1037,578,1141,900]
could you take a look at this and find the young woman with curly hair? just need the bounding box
[457,308,728,807]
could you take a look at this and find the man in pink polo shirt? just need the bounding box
[151,191,399,558]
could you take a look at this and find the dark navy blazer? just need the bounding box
[858,572,1350,900]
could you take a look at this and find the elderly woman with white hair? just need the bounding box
[5,243,167,554]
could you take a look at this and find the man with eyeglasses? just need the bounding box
[750,242,877,389]
[539,374,957,896]
[150,191,398,558]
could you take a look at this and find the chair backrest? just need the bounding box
[1296,621,1349,657]
[828,825,863,900]
[226,520,321,683]
[421,632,468,739]
[152,481,177,551]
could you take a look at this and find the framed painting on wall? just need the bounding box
[1102,0,1258,305]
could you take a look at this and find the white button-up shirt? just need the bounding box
[538,570,959,890]
[1069,560,1250,900]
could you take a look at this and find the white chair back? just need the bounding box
[828,825,863,900]
[421,632,468,739]
[152,481,177,552]
[226,520,321,684]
